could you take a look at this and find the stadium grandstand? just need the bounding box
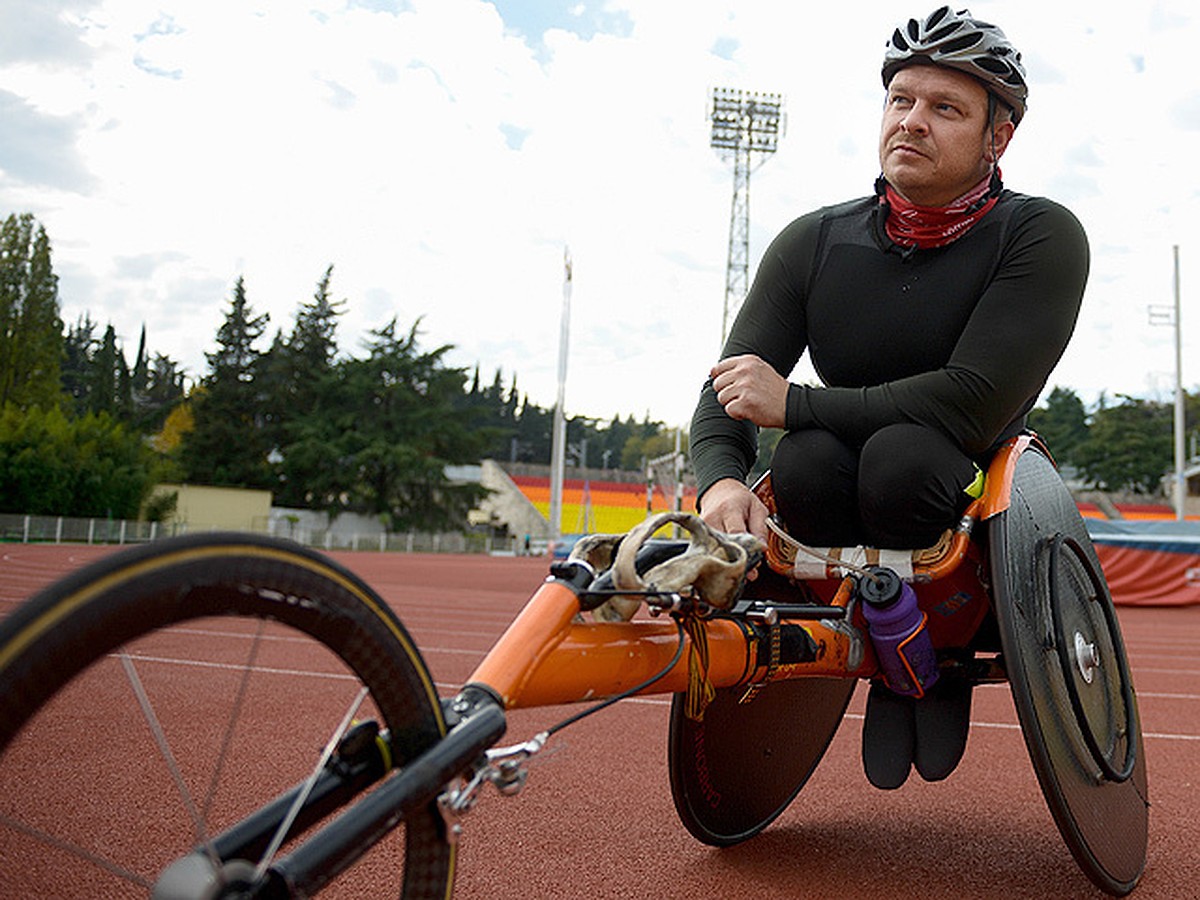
[473,459,698,543]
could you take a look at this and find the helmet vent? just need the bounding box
[975,56,1012,75]
[940,33,984,54]
[925,22,963,44]
[925,5,951,30]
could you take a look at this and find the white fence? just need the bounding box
[0,513,529,556]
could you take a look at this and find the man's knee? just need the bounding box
[860,425,949,498]
[858,425,975,547]
[770,429,859,544]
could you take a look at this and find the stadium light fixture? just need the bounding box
[710,87,785,345]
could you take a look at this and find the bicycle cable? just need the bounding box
[544,615,686,737]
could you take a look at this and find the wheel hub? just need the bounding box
[1073,630,1100,684]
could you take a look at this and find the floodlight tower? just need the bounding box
[709,87,784,345]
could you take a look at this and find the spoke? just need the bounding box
[202,620,267,822]
[254,686,370,881]
[0,810,152,889]
[119,654,222,872]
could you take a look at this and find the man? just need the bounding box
[689,8,1088,787]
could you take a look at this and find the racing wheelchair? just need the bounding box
[0,434,1147,897]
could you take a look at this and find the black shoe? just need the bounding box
[913,677,974,782]
[862,680,915,790]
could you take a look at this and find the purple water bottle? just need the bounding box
[858,566,939,698]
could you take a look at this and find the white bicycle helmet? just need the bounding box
[882,6,1028,124]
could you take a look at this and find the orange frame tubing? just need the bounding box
[467,575,870,711]
[976,432,1036,520]
[465,577,756,709]
[467,434,1042,713]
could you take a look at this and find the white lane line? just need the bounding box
[111,652,357,681]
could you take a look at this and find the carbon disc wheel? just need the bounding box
[989,449,1148,896]
[668,676,854,845]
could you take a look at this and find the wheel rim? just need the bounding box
[1047,533,1137,784]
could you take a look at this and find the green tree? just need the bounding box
[261,267,348,507]
[60,315,181,428]
[465,367,524,462]
[0,213,62,409]
[294,267,343,366]
[619,414,671,470]
[595,415,637,471]
[61,314,97,414]
[86,324,128,418]
[138,351,186,432]
[131,326,149,400]
[466,378,670,473]
[338,319,487,530]
[512,398,553,463]
[180,277,272,488]
[1073,395,1174,493]
[488,370,518,450]
[0,404,154,517]
[1027,386,1090,465]
[1187,388,1200,463]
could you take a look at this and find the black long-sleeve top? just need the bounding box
[690,190,1089,501]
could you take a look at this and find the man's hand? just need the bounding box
[711,354,788,428]
[697,477,770,542]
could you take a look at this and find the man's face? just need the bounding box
[878,64,1013,207]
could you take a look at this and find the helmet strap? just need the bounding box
[987,94,999,166]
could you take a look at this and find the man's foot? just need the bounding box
[913,676,974,782]
[862,680,915,790]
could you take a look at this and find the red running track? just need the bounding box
[1,544,1197,899]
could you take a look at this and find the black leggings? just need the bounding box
[769,423,980,549]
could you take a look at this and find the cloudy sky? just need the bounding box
[2,0,1197,429]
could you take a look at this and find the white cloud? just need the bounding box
[1,0,1197,429]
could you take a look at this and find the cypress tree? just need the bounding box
[0,213,63,409]
[179,277,272,488]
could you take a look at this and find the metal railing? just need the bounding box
[0,513,533,556]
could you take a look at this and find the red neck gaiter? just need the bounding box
[879,169,1002,250]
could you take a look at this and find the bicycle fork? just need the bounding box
[152,693,508,899]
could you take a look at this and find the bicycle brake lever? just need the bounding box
[439,729,550,824]
[485,731,549,794]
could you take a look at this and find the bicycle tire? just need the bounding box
[0,533,454,899]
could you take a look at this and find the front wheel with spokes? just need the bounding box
[0,533,454,899]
